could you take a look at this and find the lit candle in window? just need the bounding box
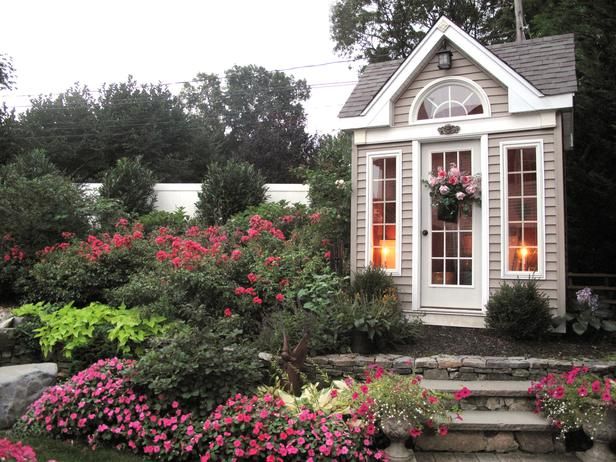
[519,247,529,258]
[379,240,396,269]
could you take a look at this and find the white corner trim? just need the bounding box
[365,149,403,276]
[337,16,573,130]
[411,140,421,312]
[499,139,546,279]
[408,76,492,125]
[480,135,490,312]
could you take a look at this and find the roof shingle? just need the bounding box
[338,33,577,118]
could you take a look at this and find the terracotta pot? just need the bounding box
[577,408,616,462]
[380,416,417,462]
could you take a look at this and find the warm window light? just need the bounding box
[519,247,529,258]
[379,240,396,269]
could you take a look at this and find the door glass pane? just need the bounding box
[460,232,472,257]
[432,232,444,258]
[460,260,472,285]
[445,232,458,257]
[522,148,536,171]
[429,148,474,287]
[432,259,444,284]
[445,260,458,285]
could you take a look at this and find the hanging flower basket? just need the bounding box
[437,202,458,222]
[423,164,481,220]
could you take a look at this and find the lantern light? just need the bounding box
[437,42,453,70]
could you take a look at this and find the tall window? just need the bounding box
[416,83,484,121]
[503,142,544,276]
[368,152,400,272]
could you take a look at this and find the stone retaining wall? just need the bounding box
[0,327,37,368]
[308,354,616,381]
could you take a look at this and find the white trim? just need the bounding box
[365,149,403,276]
[411,141,421,311]
[480,134,490,311]
[408,76,492,125]
[352,112,557,145]
[336,16,574,130]
[499,139,546,279]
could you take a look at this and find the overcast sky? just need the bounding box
[0,0,362,134]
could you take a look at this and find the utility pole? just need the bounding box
[514,0,526,42]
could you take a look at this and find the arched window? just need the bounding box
[411,78,489,122]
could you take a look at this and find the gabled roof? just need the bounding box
[339,27,576,120]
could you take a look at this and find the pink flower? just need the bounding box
[324,251,331,260]
[438,425,448,436]
[455,192,466,200]
[409,427,422,438]
[577,386,588,397]
[438,185,449,195]
[224,308,232,317]
[454,386,472,401]
[275,293,285,303]
[253,297,263,305]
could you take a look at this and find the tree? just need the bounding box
[222,65,314,182]
[330,0,550,62]
[531,0,616,272]
[0,54,19,165]
[0,53,15,91]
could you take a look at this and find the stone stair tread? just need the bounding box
[447,410,550,432]
[423,380,532,397]
[415,453,578,461]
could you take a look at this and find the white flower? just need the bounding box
[438,185,449,195]
[335,179,346,189]
[455,192,466,201]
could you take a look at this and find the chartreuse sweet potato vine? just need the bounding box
[13,302,166,358]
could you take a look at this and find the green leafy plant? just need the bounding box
[137,208,188,233]
[196,160,267,225]
[485,278,554,340]
[0,150,90,256]
[566,287,616,335]
[297,271,345,312]
[99,156,157,215]
[13,301,166,358]
[132,320,265,417]
[351,265,395,301]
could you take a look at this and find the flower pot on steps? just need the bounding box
[381,416,417,462]
[577,408,616,462]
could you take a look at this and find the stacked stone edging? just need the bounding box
[308,353,616,381]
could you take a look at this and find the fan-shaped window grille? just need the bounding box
[416,83,484,120]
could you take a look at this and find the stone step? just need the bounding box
[422,380,536,412]
[446,411,549,432]
[422,380,532,398]
[415,411,556,454]
[415,452,578,461]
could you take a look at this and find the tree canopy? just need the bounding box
[5,66,313,183]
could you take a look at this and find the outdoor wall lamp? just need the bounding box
[437,42,453,70]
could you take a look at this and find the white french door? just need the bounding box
[420,140,482,311]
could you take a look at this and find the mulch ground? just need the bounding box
[396,325,616,360]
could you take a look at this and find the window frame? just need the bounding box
[500,139,546,279]
[409,76,491,125]
[365,149,402,276]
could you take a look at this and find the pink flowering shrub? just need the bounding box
[530,366,616,436]
[0,438,37,462]
[17,358,201,461]
[18,359,385,461]
[198,393,384,461]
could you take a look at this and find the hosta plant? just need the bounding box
[566,287,616,335]
[530,366,616,437]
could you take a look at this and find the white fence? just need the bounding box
[82,183,310,217]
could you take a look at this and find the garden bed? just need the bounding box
[397,325,616,360]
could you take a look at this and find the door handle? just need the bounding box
[422,230,429,236]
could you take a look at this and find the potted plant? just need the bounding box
[360,370,468,462]
[530,367,616,461]
[423,163,481,222]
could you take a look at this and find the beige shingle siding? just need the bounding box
[487,128,565,312]
[340,33,576,118]
[353,142,413,305]
[392,46,508,127]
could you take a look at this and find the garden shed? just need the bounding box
[339,16,576,328]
